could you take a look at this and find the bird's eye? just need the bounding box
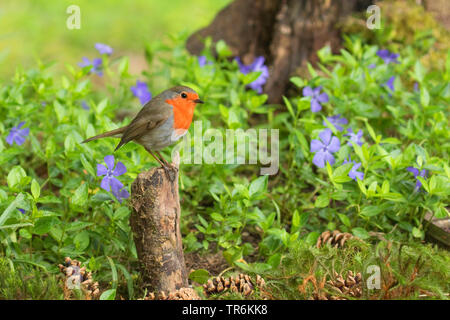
[181,92,188,98]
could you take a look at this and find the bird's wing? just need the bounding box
[114,98,172,151]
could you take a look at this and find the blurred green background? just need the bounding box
[0,0,231,80]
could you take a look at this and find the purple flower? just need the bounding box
[376,49,399,65]
[310,128,340,168]
[18,208,26,214]
[6,122,29,146]
[303,86,329,112]
[323,114,348,131]
[414,82,419,92]
[78,57,103,76]
[345,128,363,147]
[343,157,364,181]
[97,155,129,203]
[81,100,90,111]
[235,56,269,94]
[384,76,395,94]
[198,55,212,67]
[407,167,427,191]
[131,80,152,105]
[95,43,113,55]
[368,63,376,69]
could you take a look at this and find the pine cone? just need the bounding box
[316,230,355,248]
[308,271,362,300]
[203,273,265,296]
[58,257,100,300]
[326,271,363,300]
[143,287,201,300]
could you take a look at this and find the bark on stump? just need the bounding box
[186,0,371,103]
[130,156,188,294]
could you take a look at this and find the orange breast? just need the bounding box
[166,97,196,130]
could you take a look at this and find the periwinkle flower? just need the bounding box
[323,114,348,132]
[407,167,427,191]
[310,128,340,168]
[81,100,90,111]
[95,43,113,56]
[413,82,419,92]
[78,57,103,76]
[97,155,129,202]
[384,76,395,94]
[198,55,212,67]
[131,80,152,105]
[343,157,364,181]
[235,56,269,94]
[303,86,329,112]
[345,128,363,147]
[6,122,29,146]
[376,49,399,65]
[18,208,26,214]
[368,63,376,69]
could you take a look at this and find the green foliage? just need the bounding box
[0,14,448,299]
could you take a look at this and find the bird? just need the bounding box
[82,85,204,171]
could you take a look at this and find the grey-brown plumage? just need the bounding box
[82,86,203,167]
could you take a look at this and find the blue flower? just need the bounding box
[235,56,269,94]
[198,55,212,67]
[6,122,29,146]
[78,57,103,76]
[97,155,129,202]
[310,128,340,168]
[18,208,26,214]
[95,43,113,56]
[81,100,90,111]
[345,128,363,147]
[343,157,364,181]
[384,76,395,95]
[323,114,348,131]
[376,49,399,65]
[131,80,152,105]
[303,86,329,112]
[407,167,427,191]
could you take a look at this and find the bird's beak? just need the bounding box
[194,99,204,104]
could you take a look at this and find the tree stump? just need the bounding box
[130,154,188,294]
[186,0,371,103]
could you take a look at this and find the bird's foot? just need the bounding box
[161,163,178,182]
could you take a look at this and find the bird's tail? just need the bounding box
[82,126,127,144]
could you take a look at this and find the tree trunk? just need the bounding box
[187,0,371,103]
[129,155,188,294]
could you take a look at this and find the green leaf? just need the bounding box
[73,230,90,250]
[249,176,268,197]
[292,210,300,230]
[338,214,351,228]
[0,193,25,227]
[352,227,369,239]
[216,40,232,58]
[314,194,330,208]
[118,56,129,76]
[100,289,116,300]
[290,77,305,88]
[210,212,224,221]
[267,253,281,268]
[412,227,424,239]
[7,166,27,189]
[189,269,210,284]
[360,206,382,217]
[420,86,430,107]
[31,179,40,200]
[80,154,95,177]
[71,183,88,207]
[33,217,59,235]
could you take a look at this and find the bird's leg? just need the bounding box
[145,148,176,182]
[145,148,166,168]
[155,151,171,167]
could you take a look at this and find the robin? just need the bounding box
[82,85,204,171]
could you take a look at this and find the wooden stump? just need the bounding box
[130,154,188,294]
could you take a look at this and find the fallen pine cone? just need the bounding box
[310,270,363,300]
[203,273,265,297]
[58,257,100,300]
[316,230,356,249]
[143,287,201,300]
